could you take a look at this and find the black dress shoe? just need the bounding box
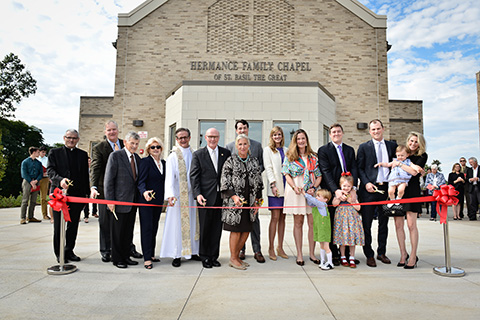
[190,255,202,261]
[125,258,139,265]
[67,253,81,262]
[172,258,181,267]
[333,257,340,266]
[113,262,127,268]
[202,259,212,268]
[101,254,111,263]
[211,260,221,267]
[130,250,143,259]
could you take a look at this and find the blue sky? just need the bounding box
[1,0,479,170]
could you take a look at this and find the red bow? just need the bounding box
[48,188,71,222]
[341,172,351,176]
[432,185,458,224]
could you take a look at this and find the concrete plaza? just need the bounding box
[0,206,479,319]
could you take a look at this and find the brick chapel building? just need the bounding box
[78,0,423,153]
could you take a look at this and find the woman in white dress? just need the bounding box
[263,126,288,260]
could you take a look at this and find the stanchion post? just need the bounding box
[47,190,77,275]
[433,209,465,277]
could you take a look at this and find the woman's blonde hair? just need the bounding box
[145,137,164,158]
[286,129,315,162]
[406,131,426,156]
[268,126,285,152]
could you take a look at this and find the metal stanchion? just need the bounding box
[47,194,77,275]
[433,216,465,277]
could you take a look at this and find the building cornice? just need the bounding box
[117,0,386,28]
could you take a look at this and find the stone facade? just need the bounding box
[388,100,423,145]
[79,0,422,154]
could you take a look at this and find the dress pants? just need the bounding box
[139,206,161,261]
[468,185,480,220]
[242,215,261,253]
[360,183,389,258]
[111,207,136,263]
[198,194,223,261]
[98,204,112,257]
[53,202,84,258]
[20,179,39,219]
[39,177,50,217]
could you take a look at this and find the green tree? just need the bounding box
[431,159,442,172]
[0,53,37,118]
[0,132,6,183]
[0,118,44,196]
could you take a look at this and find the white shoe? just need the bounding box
[387,203,393,208]
[321,263,334,270]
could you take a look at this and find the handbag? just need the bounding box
[382,203,405,217]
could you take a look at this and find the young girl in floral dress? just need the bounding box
[333,174,364,268]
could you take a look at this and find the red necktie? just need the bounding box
[130,155,136,180]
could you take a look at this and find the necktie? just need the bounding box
[377,142,385,182]
[211,149,218,172]
[130,155,136,180]
[114,142,119,151]
[337,145,347,172]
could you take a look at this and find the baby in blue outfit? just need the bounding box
[375,145,415,207]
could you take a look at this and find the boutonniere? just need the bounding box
[221,153,224,157]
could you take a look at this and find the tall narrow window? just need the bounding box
[199,120,226,147]
[273,121,300,148]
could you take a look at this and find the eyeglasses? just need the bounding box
[460,160,466,162]
[206,135,219,140]
[65,136,79,140]
[176,136,189,140]
[150,145,162,150]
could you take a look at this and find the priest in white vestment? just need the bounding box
[160,128,200,267]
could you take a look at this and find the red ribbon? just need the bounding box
[432,185,459,224]
[48,189,71,222]
[341,172,351,176]
[48,187,458,225]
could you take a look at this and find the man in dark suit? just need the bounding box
[190,128,231,268]
[466,157,480,221]
[459,157,469,219]
[47,129,89,262]
[357,119,397,267]
[318,123,358,265]
[104,131,142,268]
[225,120,265,263]
[90,120,141,262]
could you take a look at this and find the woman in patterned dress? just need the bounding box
[220,134,263,270]
[282,129,322,266]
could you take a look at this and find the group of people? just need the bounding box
[19,117,480,271]
[423,156,480,222]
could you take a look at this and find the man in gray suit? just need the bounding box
[104,131,141,268]
[225,120,265,263]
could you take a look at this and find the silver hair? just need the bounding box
[469,157,478,163]
[105,120,118,129]
[125,131,140,141]
[65,129,79,137]
[431,164,438,170]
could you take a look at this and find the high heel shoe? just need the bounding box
[404,256,418,269]
[397,254,409,267]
